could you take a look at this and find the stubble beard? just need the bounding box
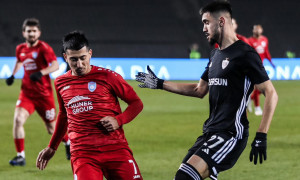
[208,26,220,46]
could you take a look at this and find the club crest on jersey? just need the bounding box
[88,81,97,92]
[222,58,229,69]
[32,52,38,59]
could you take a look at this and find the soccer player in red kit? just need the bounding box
[248,24,275,116]
[5,18,70,166]
[215,18,249,48]
[36,31,143,180]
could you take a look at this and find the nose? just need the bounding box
[77,60,83,67]
[203,25,207,32]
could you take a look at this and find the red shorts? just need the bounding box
[16,91,56,122]
[71,148,143,180]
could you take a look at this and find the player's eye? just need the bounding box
[80,56,86,60]
[203,20,209,25]
[70,58,77,62]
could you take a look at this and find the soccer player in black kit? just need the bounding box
[135,1,278,180]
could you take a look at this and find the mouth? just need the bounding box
[204,33,210,39]
[75,68,84,75]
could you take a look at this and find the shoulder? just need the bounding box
[237,40,255,52]
[232,41,259,62]
[54,71,72,88]
[39,40,54,51]
[237,34,250,44]
[16,43,26,52]
[247,37,254,43]
[210,48,218,58]
[261,35,268,39]
[261,35,269,42]
[92,66,123,80]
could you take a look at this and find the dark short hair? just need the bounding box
[200,0,232,18]
[62,31,89,52]
[22,18,41,31]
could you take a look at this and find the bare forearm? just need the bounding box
[12,62,23,76]
[41,61,59,75]
[257,87,278,133]
[163,81,205,98]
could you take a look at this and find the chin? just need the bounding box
[208,39,217,46]
[28,40,37,44]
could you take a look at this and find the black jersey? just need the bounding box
[201,40,269,139]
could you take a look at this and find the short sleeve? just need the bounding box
[108,72,140,103]
[16,45,21,62]
[242,51,269,84]
[41,43,57,63]
[201,61,209,82]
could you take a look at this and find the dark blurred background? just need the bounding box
[0,0,299,58]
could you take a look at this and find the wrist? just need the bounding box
[157,79,164,89]
[47,145,57,151]
[255,132,267,139]
[115,115,124,126]
[37,71,43,76]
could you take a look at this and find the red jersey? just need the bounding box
[49,66,143,154]
[248,35,271,62]
[16,40,57,97]
[214,34,249,48]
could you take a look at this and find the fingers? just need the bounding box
[250,148,258,165]
[259,151,263,164]
[249,149,253,162]
[135,76,145,83]
[135,72,146,84]
[253,150,258,165]
[100,117,117,132]
[147,65,157,78]
[138,84,148,88]
[36,149,48,170]
[137,72,146,77]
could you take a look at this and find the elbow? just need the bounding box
[273,90,278,103]
[138,99,144,112]
[54,63,60,71]
[52,61,60,71]
[198,94,205,99]
[131,98,143,113]
[197,91,207,99]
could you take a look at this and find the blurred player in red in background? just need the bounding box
[6,18,70,166]
[248,24,275,115]
[215,18,249,48]
[36,31,143,180]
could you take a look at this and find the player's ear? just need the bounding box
[219,17,225,27]
[38,30,41,38]
[88,49,92,57]
[63,53,68,62]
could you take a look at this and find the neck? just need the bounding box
[26,40,39,47]
[255,35,261,39]
[218,30,238,50]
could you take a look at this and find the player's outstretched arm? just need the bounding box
[30,60,60,81]
[40,60,59,75]
[249,80,278,165]
[164,79,208,98]
[36,147,56,170]
[6,61,23,86]
[136,65,208,98]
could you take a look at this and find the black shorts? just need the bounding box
[182,130,248,179]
